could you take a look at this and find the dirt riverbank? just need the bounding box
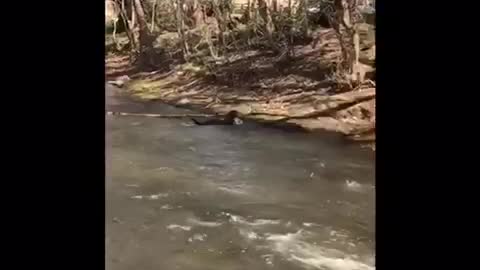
[106,28,375,149]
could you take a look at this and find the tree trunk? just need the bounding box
[133,0,156,67]
[151,0,158,32]
[343,0,363,84]
[246,0,254,45]
[176,0,190,59]
[133,0,148,33]
[351,28,362,82]
[212,0,228,52]
[332,0,363,85]
[205,24,219,59]
[118,0,137,52]
[301,0,309,38]
[252,0,258,35]
[131,0,137,31]
[246,0,251,22]
[258,0,277,52]
[191,0,205,28]
[287,0,295,57]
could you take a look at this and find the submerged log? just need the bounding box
[106,111,215,118]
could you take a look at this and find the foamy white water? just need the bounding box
[228,214,281,226]
[166,224,191,231]
[346,180,362,189]
[217,185,250,195]
[188,233,208,242]
[239,228,262,240]
[107,100,375,270]
[266,230,375,270]
[130,193,169,200]
[187,217,223,227]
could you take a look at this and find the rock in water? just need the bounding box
[191,110,243,126]
[107,75,130,88]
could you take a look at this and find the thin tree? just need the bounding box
[151,0,158,32]
[176,0,191,59]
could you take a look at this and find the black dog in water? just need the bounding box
[191,110,243,125]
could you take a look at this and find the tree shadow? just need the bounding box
[180,44,338,101]
[106,47,178,80]
[106,35,343,108]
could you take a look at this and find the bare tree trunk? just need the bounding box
[330,0,364,85]
[333,0,348,71]
[347,1,362,83]
[285,0,294,57]
[117,0,137,52]
[264,0,275,40]
[246,0,251,22]
[339,0,362,84]
[133,0,151,38]
[176,0,190,59]
[121,0,137,47]
[151,0,158,32]
[246,0,254,45]
[212,0,228,52]
[131,0,137,31]
[258,0,277,52]
[301,0,310,38]
[205,25,219,59]
[133,0,156,67]
[191,0,205,28]
[252,0,258,35]
[352,26,362,82]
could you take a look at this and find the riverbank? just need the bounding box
[106,28,375,148]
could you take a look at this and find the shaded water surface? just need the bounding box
[106,86,375,270]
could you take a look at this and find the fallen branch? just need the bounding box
[330,88,375,102]
[106,111,215,118]
[285,89,376,118]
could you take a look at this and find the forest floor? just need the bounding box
[106,27,375,149]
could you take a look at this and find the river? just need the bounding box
[106,85,375,270]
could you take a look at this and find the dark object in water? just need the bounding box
[191,110,243,125]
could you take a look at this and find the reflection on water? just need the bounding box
[106,108,375,270]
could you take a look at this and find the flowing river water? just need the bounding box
[106,85,375,270]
